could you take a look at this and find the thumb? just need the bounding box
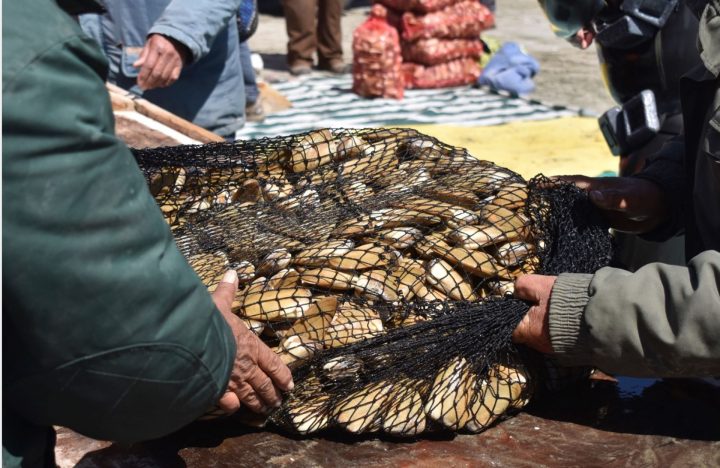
[217,391,241,414]
[133,46,149,68]
[511,310,531,344]
[212,269,239,314]
[514,274,541,303]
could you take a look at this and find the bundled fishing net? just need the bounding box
[133,128,612,435]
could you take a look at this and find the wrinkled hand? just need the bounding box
[133,34,189,90]
[211,270,294,415]
[512,274,556,354]
[555,175,667,234]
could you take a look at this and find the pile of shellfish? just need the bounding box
[144,128,537,434]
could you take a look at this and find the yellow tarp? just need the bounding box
[410,117,617,179]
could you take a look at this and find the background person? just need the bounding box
[513,0,720,377]
[80,0,246,139]
[281,0,349,75]
[538,0,703,271]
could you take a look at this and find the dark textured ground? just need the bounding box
[56,377,720,467]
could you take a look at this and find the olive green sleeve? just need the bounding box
[2,1,235,444]
[548,250,720,377]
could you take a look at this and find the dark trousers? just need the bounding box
[281,0,343,66]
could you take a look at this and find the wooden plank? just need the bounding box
[108,88,135,111]
[105,83,225,143]
[132,98,225,143]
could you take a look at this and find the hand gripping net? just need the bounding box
[133,128,613,435]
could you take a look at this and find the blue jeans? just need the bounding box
[239,41,259,105]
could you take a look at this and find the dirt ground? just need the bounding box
[248,0,616,114]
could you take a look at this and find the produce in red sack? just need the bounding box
[352,4,404,99]
[402,58,481,89]
[401,1,494,41]
[384,6,403,30]
[376,0,460,14]
[402,38,486,66]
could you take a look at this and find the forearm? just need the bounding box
[549,250,720,377]
[4,331,235,444]
[149,0,242,61]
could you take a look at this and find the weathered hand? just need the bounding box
[133,34,189,90]
[555,175,667,234]
[512,274,556,354]
[211,270,294,415]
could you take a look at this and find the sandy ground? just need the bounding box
[249,0,617,114]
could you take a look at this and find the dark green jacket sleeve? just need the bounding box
[548,251,720,377]
[2,0,235,446]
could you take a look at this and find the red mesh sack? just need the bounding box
[402,58,481,89]
[382,3,403,28]
[401,0,495,41]
[384,6,403,29]
[402,38,486,65]
[375,0,460,13]
[352,4,404,99]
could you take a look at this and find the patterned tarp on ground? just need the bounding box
[236,75,580,139]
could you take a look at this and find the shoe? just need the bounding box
[289,62,312,76]
[318,60,351,74]
[245,98,266,123]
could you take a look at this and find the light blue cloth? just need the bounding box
[477,42,540,96]
[80,0,245,137]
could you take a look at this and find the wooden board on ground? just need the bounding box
[107,83,224,147]
[114,111,202,148]
[259,81,293,115]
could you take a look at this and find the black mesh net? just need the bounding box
[133,128,613,435]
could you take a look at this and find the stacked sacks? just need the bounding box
[377,0,494,89]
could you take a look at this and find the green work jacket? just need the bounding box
[547,0,720,377]
[2,1,236,466]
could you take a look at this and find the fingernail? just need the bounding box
[287,381,295,391]
[273,400,282,408]
[261,406,272,415]
[221,269,238,284]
